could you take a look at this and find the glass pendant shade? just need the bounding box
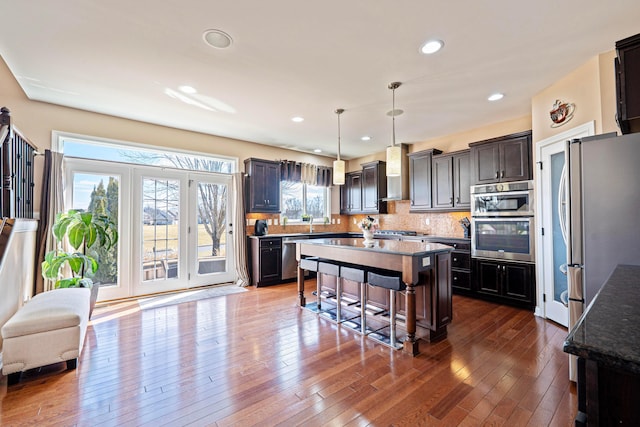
[386,145,402,176]
[333,159,345,185]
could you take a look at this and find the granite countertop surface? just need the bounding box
[297,237,454,256]
[563,264,640,375]
[249,231,469,240]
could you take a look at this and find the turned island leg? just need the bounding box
[403,283,419,356]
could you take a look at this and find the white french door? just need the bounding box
[66,160,236,301]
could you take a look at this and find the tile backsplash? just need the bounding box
[246,201,470,238]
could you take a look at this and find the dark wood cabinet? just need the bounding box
[245,158,281,213]
[473,258,535,309]
[408,149,442,212]
[250,237,282,286]
[616,33,640,134]
[340,162,387,215]
[432,150,471,210]
[469,131,532,185]
[340,172,362,214]
[426,238,472,295]
[361,161,387,214]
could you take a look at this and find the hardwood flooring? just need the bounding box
[0,282,577,426]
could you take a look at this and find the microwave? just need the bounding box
[471,180,534,217]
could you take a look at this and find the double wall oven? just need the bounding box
[471,180,535,263]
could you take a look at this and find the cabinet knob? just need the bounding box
[453,257,458,262]
[454,276,458,281]
[449,197,453,204]
[453,244,457,248]
[456,197,460,204]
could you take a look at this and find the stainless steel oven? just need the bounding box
[471,180,535,262]
[471,216,535,262]
[471,180,534,217]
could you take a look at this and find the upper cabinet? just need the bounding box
[245,158,281,213]
[616,33,640,134]
[340,171,362,214]
[408,149,442,212]
[432,150,471,210]
[469,131,532,185]
[340,161,387,215]
[361,161,387,214]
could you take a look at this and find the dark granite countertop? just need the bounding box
[563,264,640,375]
[297,237,453,257]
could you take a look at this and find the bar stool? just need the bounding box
[339,264,367,332]
[367,270,406,350]
[318,260,340,320]
[299,257,319,311]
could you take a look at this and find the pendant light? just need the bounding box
[333,108,346,186]
[386,82,402,177]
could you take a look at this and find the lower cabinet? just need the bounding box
[250,237,282,287]
[473,258,535,309]
[425,238,472,296]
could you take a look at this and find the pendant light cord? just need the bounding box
[392,86,396,148]
[336,108,344,161]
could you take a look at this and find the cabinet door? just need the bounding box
[432,155,453,209]
[503,262,533,303]
[475,259,501,295]
[362,163,379,212]
[500,136,531,182]
[259,246,281,282]
[339,180,349,214]
[348,173,362,212]
[264,162,281,211]
[409,152,433,210]
[471,144,500,184]
[453,151,471,208]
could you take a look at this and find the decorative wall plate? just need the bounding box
[550,99,575,127]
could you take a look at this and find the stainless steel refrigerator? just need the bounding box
[563,132,640,381]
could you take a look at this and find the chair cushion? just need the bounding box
[340,265,366,283]
[1,288,90,339]
[318,261,340,276]
[300,257,319,272]
[368,271,406,291]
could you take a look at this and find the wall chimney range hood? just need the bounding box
[383,143,409,201]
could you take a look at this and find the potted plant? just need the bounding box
[41,210,118,316]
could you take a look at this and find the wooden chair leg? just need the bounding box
[7,372,21,385]
[66,358,78,370]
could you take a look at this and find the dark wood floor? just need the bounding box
[0,282,577,426]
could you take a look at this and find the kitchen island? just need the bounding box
[564,264,640,426]
[296,238,453,356]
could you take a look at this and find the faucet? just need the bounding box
[309,217,313,233]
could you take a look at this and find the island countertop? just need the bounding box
[294,237,453,257]
[564,264,640,375]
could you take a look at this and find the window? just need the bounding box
[281,181,329,222]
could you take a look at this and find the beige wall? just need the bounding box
[0,56,333,212]
[531,50,618,144]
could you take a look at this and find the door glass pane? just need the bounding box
[551,152,568,303]
[71,173,120,287]
[142,178,180,281]
[196,181,227,275]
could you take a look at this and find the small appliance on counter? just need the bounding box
[254,219,268,236]
[459,217,471,238]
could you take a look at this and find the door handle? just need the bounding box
[495,171,499,179]
[501,171,505,178]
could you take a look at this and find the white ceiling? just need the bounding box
[1,1,639,159]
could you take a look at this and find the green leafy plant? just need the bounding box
[41,210,118,288]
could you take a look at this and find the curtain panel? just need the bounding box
[279,160,332,187]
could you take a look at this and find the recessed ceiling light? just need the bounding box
[313,148,322,153]
[361,136,372,141]
[488,93,505,101]
[420,39,444,55]
[179,85,197,94]
[203,29,233,49]
[291,116,304,123]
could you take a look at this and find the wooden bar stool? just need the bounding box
[367,270,406,350]
[339,264,367,331]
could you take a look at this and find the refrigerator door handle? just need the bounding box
[567,264,584,301]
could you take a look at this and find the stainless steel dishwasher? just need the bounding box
[282,236,309,280]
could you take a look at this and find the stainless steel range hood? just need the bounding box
[383,143,409,201]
